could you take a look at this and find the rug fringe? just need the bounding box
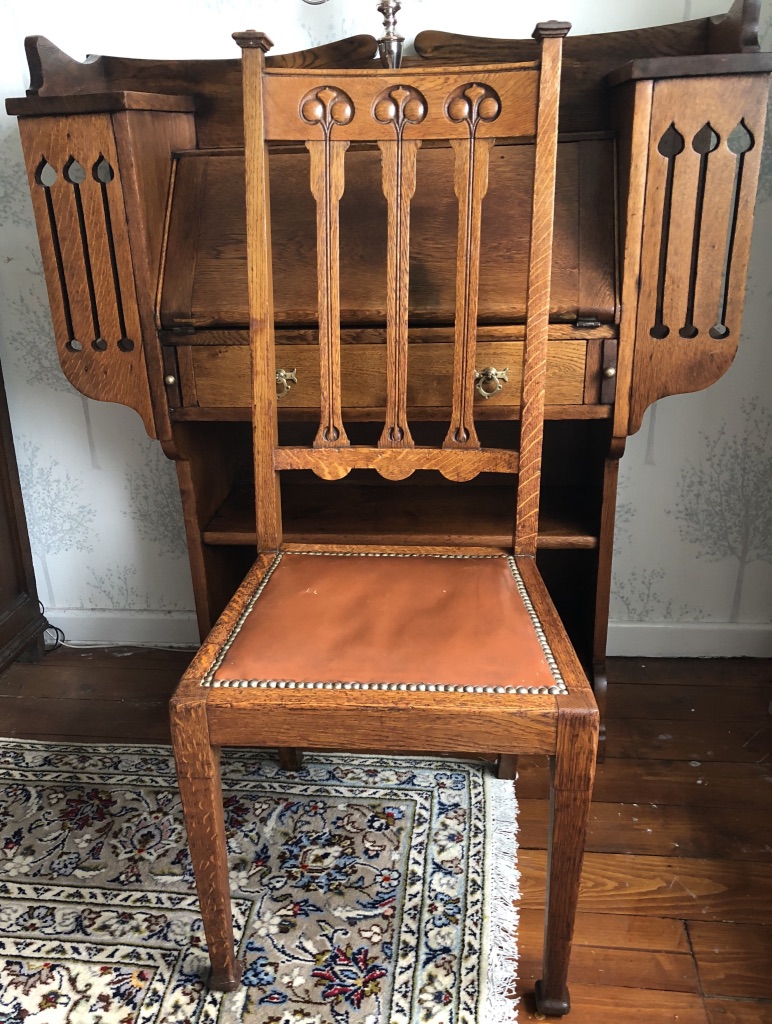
[482,772,520,1024]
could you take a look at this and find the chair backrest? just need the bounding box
[235,23,568,557]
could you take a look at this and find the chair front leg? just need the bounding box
[171,701,242,991]
[536,703,598,1017]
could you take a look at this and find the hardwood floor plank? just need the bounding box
[516,756,772,809]
[517,984,710,1023]
[5,645,194,673]
[689,923,772,1000]
[518,910,699,993]
[517,908,690,953]
[519,850,772,923]
[6,670,181,701]
[0,696,172,743]
[607,684,772,721]
[518,947,700,993]
[518,799,772,860]
[1,648,192,703]
[608,659,772,689]
[705,999,772,1024]
[605,719,771,763]
[0,674,23,696]
[0,734,174,747]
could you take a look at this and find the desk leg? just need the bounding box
[593,453,622,762]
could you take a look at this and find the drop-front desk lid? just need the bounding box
[159,137,617,330]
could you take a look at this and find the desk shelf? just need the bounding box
[202,482,599,551]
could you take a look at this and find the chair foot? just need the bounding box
[209,959,243,992]
[535,979,570,1017]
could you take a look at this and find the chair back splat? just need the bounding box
[233,24,569,555]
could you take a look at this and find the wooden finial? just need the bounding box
[532,21,571,41]
[232,31,274,52]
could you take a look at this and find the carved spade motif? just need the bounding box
[373,84,427,136]
[727,120,753,155]
[300,86,355,137]
[445,83,501,133]
[93,155,114,183]
[35,159,57,188]
[63,157,87,185]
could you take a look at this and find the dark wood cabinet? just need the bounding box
[0,360,47,674]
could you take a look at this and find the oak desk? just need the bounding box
[7,2,770,746]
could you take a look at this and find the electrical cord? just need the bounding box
[38,599,64,653]
[37,600,195,654]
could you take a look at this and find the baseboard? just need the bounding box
[607,621,772,657]
[46,610,200,646]
[46,611,772,657]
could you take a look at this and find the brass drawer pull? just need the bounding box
[275,368,298,399]
[474,366,508,399]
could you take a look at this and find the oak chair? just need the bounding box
[170,21,599,1018]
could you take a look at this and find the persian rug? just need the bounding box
[0,740,519,1024]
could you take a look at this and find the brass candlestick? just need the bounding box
[376,0,404,68]
[301,0,404,69]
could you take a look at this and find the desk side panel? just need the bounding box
[16,112,193,438]
[18,114,154,434]
[626,73,768,434]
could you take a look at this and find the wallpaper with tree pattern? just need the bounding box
[0,0,769,648]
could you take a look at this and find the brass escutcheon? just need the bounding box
[474,366,508,399]
[275,368,298,399]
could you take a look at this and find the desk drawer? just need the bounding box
[186,340,588,414]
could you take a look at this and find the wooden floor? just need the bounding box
[1,650,770,1023]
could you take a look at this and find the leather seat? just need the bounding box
[207,551,565,695]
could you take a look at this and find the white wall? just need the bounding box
[0,0,769,653]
